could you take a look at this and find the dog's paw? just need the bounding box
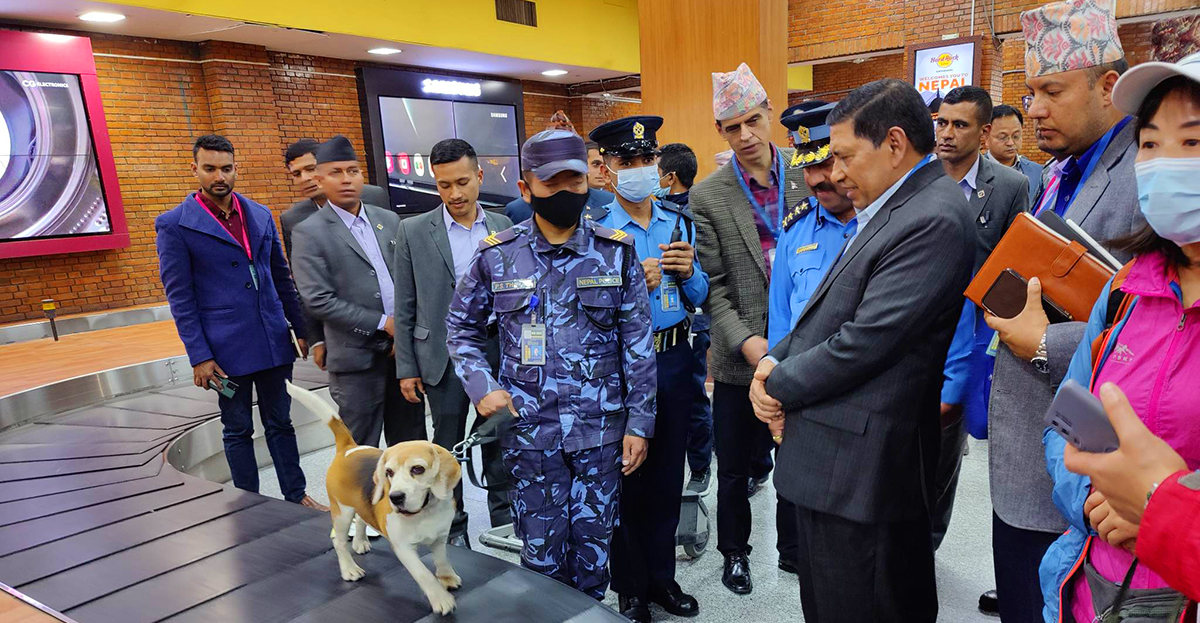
[427,589,456,615]
[339,562,366,582]
[437,569,462,591]
[352,538,371,555]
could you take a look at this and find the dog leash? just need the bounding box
[452,407,518,492]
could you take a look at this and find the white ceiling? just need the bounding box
[0,0,633,83]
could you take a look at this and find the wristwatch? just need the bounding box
[1031,331,1050,374]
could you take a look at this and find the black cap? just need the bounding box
[316,135,358,164]
[780,100,829,131]
[588,115,664,158]
[786,102,837,168]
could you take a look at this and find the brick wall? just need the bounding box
[521,82,643,141]
[792,54,906,104]
[0,30,618,324]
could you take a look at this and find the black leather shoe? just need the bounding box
[649,584,699,617]
[619,594,651,623]
[746,477,760,498]
[979,589,999,617]
[722,553,753,595]
[778,558,799,575]
[448,534,471,549]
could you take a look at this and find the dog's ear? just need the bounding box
[371,454,389,505]
[430,445,461,500]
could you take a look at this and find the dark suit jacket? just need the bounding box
[155,192,306,376]
[764,159,974,523]
[279,183,389,346]
[969,155,1029,271]
[393,205,513,386]
[290,203,400,374]
[691,148,809,386]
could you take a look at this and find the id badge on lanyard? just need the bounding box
[661,277,681,313]
[521,292,546,366]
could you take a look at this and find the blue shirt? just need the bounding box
[847,154,937,249]
[330,202,393,330]
[504,187,615,223]
[596,198,709,332]
[443,203,490,282]
[767,198,858,349]
[1053,116,1132,216]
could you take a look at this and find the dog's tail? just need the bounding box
[284,381,356,452]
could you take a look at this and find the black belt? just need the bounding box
[653,319,690,353]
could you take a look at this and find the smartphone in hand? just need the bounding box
[207,375,239,399]
[1044,379,1119,453]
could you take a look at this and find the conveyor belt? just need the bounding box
[0,361,625,623]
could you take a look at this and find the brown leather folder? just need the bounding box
[966,213,1116,322]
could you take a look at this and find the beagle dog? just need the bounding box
[286,382,462,615]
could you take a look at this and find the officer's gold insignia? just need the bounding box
[632,122,645,140]
[796,126,810,144]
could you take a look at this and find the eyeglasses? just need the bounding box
[992,134,1021,145]
[1021,95,1034,112]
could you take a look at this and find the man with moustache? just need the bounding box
[280,139,392,371]
[689,63,809,595]
[156,134,325,511]
[394,138,513,548]
[290,135,426,450]
[984,1,1145,618]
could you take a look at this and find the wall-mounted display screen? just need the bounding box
[0,70,111,241]
[379,96,520,210]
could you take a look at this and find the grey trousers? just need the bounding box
[328,353,426,449]
[425,338,510,537]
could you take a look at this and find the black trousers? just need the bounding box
[931,413,967,550]
[993,513,1059,623]
[712,380,798,558]
[328,354,426,448]
[425,339,510,538]
[610,342,694,597]
[794,505,938,623]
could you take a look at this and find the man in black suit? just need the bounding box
[749,79,974,622]
[280,138,392,370]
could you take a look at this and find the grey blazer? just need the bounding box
[970,155,1030,272]
[764,159,974,523]
[989,120,1146,533]
[691,147,809,386]
[280,184,390,347]
[290,203,400,374]
[393,206,512,386]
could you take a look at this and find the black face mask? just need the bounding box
[530,189,589,229]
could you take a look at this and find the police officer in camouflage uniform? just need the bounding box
[446,129,657,600]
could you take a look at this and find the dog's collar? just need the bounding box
[396,490,433,516]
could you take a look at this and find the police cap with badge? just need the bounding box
[780,100,835,169]
[588,115,664,158]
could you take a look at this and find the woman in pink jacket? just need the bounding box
[1040,53,1200,623]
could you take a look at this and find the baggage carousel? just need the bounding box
[0,357,626,623]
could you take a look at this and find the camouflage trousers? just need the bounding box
[502,442,623,599]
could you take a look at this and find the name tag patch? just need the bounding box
[576,275,622,288]
[492,278,535,292]
[795,243,819,254]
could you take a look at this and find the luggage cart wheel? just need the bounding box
[683,532,708,559]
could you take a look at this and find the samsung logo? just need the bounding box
[22,80,69,88]
[490,112,508,118]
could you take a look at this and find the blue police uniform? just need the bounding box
[447,129,656,600]
[767,197,858,349]
[590,116,709,609]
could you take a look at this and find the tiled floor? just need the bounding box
[259,416,1000,622]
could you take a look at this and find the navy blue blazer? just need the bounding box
[155,192,307,376]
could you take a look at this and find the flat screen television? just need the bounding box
[358,67,525,214]
[0,30,127,259]
[378,97,520,211]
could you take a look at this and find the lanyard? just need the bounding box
[1043,117,1128,216]
[731,151,787,239]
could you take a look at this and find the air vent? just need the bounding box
[496,0,537,26]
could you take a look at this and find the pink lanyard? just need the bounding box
[198,193,253,259]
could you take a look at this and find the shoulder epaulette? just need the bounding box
[592,224,632,245]
[781,198,814,232]
[659,200,694,222]
[583,204,609,221]
[478,226,518,250]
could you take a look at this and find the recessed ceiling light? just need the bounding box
[603,93,612,98]
[541,69,568,77]
[368,47,401,55]
[38,34,74,43]
[79,12,125,23]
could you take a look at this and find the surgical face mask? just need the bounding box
[611,164,660,202]
[1135,157,1200,245]
[652,173,672,199]
[530,188,589,229]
